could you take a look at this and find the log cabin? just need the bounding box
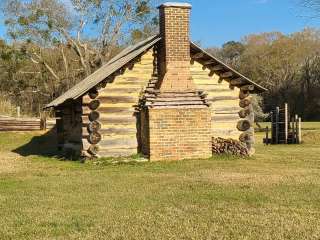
[45,2,267,161]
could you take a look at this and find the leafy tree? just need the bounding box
[207,41,245,68]
[238,29,320,117]
[207,29,320,120]
[220,41,245,67]
[298,55,320,119]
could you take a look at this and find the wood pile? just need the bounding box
[212,137,249,156]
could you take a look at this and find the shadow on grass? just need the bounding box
[12,128,62,159]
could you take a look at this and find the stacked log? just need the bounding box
[237,119,251,131]
[82,88,102,158]
[237,87,255,155]
[212,137,248,156]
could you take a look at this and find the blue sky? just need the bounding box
[188,0,320,47]
[0,0,319,47]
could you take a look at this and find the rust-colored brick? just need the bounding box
[148,108,212,161]
[157,4,195,91]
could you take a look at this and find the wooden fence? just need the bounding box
[264,103,302,145]
[0,116,56,131]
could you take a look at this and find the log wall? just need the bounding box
[82,49,154,157]
[77,50,256,158]
[56,99,83,156]
[191,62,241,139]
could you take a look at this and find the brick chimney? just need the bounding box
[157,2,195,91]
[140,2,212,161]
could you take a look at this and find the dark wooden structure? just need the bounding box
[264,103,302,145]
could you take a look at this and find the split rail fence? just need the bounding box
[0,116,55,131]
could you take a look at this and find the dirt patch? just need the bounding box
[302,131,320,144]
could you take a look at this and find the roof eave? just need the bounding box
[190,41,268,94]
[44,35,161,109]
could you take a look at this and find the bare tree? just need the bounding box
[3,0,157,77]
[0,0,157,115]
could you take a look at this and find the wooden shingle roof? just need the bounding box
[45,36,266,108]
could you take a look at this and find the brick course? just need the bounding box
[157,5,195,91]
[148,107,211,161]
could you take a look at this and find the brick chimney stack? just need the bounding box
[157,2,195,91]
[140,2,212,161]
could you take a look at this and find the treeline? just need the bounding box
[0,0,158,116]
[207,29,320,120]
[0,1,319,121]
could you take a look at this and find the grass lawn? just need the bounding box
[0,123,320,239]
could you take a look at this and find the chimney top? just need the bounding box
[158,2,192,9]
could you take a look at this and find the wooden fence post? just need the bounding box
[284,103,288,144]
[298,117,302,144]
[40,112,47,130]
[276,107,280,144]
[291,117,295,143]
[270,111,273,144]
[295,114,299,144]
[17,106,21,118]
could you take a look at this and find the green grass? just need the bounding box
[0,123,320,239]
[256,121,320,130]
